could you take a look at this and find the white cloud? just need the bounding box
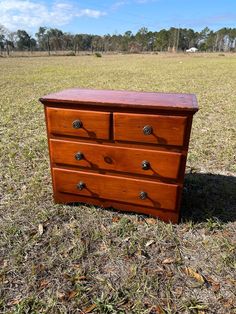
[111,0,158,11]
[136,0,149,3]
[112,1,129,10]
[0,0,106,31]
[76,9,106,19]
[135,0,159,3]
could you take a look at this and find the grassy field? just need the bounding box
[0,53,235,313]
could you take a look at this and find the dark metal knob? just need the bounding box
[139,191,148,200]
[143,125,153,135]
[72,120,83,129]
[75,152,84,161]
[142,160,150,170]
[77,181,85,190]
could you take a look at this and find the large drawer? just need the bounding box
[114,113,187,146]
[46,108,111,140]
[50,139,182,180]
[53,168,179,210]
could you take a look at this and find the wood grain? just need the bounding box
[40,88,198,113]
[41,88,198,223]
[54,191,180,223]
[50,139,182,180]
[53,168,179,210]
[46,107,111,140]
[114,113,187,146]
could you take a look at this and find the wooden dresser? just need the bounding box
[40,89,198,223]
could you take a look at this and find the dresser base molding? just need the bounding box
[53,191,180,223]
[40,88,198,223]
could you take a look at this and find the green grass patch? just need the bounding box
[0,53,235,313]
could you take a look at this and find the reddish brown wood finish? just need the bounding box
[114,113,187,146]
[53,191,180,223]
[50,139,182,180]
[40,88,198,223]
[46,107,111,140]
[40,88,198,113]
[53,168,179,210]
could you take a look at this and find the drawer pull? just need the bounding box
[141,160,150,170]
[143,125,153,135]
[72,119,83,129]
[75,152,84,161]
[77,181,85,190]
[139,191,148,200]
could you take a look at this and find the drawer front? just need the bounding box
[50,139,182,180]
[53,168,179,210]
[46,108,110,140]
[114,113,187,146]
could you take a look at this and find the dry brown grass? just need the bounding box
[0,54,235,313]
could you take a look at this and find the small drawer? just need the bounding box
[46,108,110,140]
[114,113,187,146]
[53,168,179,210]
[50,139,182,180]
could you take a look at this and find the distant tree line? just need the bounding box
[0,24,236,55]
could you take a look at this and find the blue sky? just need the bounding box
[0,0,236,35]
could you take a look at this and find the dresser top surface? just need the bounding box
[40,88,198,113]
